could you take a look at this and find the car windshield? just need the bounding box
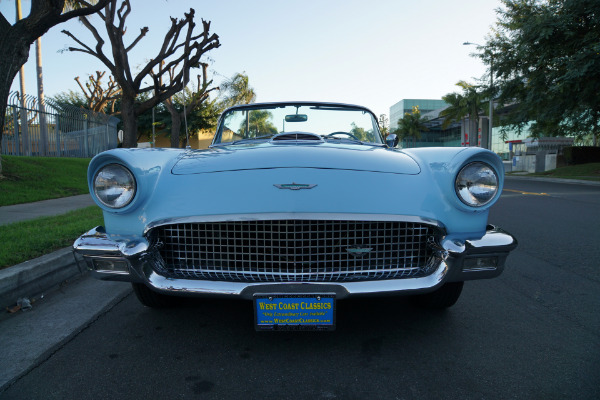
[213,103,383,145]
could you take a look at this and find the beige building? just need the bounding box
[138,129,215,150]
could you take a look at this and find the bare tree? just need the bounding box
[75,71,121,113]
[0,0,110,173]
[162,63,218,148]
[62,0,220,148]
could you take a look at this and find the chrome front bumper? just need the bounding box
[73,225,517,300]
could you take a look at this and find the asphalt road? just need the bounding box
[2,178,599,400]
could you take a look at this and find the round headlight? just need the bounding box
[455,162,498,207]
[93,164,136,208]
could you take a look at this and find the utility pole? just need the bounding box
[16,0,30,155]
[16,0,25,105]
[36,38,48,155]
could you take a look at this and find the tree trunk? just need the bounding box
[170,114,182,148]
[164,99,182,148]
[120,97,138,148]
[593,110,599,147]
[0,0,113,170]
[0,21,33,164]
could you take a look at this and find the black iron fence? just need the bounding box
[1,92,119,158]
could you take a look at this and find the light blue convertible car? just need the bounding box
[74,101,517,331]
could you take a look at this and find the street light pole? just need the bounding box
[464,42,493,151]
[489,53,493,151]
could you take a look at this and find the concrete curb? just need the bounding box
[505,175,600,186]
[0,247,84,309]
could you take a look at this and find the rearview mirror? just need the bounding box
[285,114,308,122]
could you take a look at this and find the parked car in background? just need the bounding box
[74,101,517,331]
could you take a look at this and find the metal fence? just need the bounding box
[1,92,119,158]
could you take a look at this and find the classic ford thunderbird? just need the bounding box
[74,101,517,330]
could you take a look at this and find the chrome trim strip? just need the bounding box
[462,266,497,273]
[95,269,130,276]
[144,213,445,234]
[73,227,121,256]
[273,183,318,190]
[143,261,449,299]
[466,225,518,249]
[169,266,422,279]
[73,227,149,257]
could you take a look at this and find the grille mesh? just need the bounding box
[150,220,438,282]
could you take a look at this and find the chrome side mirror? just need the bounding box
[386,134,399,148]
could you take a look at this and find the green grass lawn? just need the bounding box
[0,206,103,270]
[529,162,600,181]
[0,155,90,206]
[0,156,102,269]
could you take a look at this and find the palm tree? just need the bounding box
[440,81,485,144]
[394,106,429,147]
[218,73,256,110]
[238,110,278,138]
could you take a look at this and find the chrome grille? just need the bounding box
[149,220,438,282]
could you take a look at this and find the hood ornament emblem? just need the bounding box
[346,245,373,258]
[274,183,317,190]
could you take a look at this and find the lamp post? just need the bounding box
[463,41,493,151]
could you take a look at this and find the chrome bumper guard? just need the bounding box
[73,225,517,299]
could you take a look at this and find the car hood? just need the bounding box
[171,142,421,175]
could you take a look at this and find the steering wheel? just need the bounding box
[325,131,360,141]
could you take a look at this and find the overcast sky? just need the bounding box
[2,0,503,120]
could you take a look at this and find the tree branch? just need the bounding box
[116,0,130,33]
[75,71,121,112]
[59,0,220,147]
[55,0,111,25]
[102,0,135,89]
[0,11,11,34]
[61,29,96,54]
[133,14,190,86]
[125,27,149,52]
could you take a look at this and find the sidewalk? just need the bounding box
[0,194,95,226]
[0,193,97,310]
[0,193,132,390]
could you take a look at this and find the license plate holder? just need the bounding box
[254,293,336,331]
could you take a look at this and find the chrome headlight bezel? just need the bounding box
[455,162,499,207]
[93,163,137,209]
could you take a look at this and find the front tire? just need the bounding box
[132,283,178,308]
[412,281,464,309]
